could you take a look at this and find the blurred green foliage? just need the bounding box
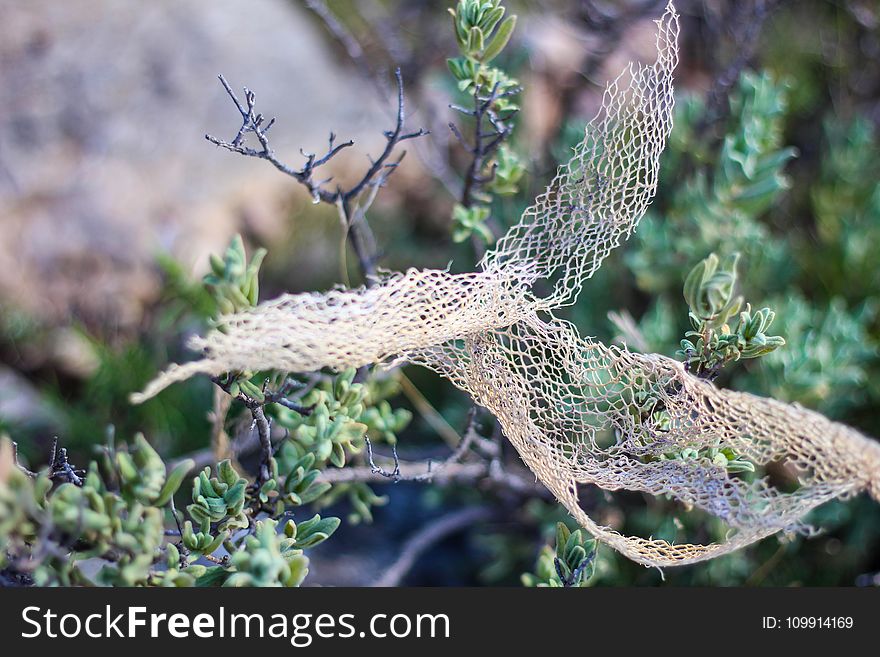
[0,434,337,586]
[1,0,879,587]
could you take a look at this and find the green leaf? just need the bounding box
[467,26,484,57]
[194,566,230,587]
[292,515,341,549]
[683,257,708,315]
[481,15,516,63]
[155,459,194,507]
[209,253,225,276]
[480,6,505,34]
[330,442,346,468]
[555,522,571,561]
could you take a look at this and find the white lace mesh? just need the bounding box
[133,3,880,567]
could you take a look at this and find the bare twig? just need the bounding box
[23,437,85,487]
[207,75,353,203]
[449,80,520,257]
[209,375,283,483]
[454,82,519,213]
[180,375,543,500]
[321,459,482,485]
[53,447,83,486]
[373,506,494,586]
[365,438,402,480]
[174,400,542,497]
[263,377,314,415]
[206,68,427,282]
[249,405,273,484]
[320,449,544,497]
[41,436,85,486]
[349,69,428,200]
[363,407,483,483]
[211,373,320,463]
[11,441,36,478]
[305,0,461,197]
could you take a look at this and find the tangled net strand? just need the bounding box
[134,2,880,567]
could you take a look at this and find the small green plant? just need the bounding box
[200,235,410,525]
[677,252,785,378]
[522,522,598,587]
[269,367,411,524]
[223,518,311,587]
[452,204,492,244]
[447,1,518,90]
[447,0,525,246]
[204,234,267,316]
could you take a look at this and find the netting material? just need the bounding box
[133,3,880,567]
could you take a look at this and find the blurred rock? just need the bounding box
[0,0,387,332]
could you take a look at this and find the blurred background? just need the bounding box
[1,0,879,586]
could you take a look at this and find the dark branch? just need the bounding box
[449,80,520,257]
[209,375,298,484]
[11,441,36,478]
[206,67,427,282]
[345,68,428,201]
[364,407,482,483]
[11,438,84,486]
[206,75,353,205]
[365,437,402,481]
